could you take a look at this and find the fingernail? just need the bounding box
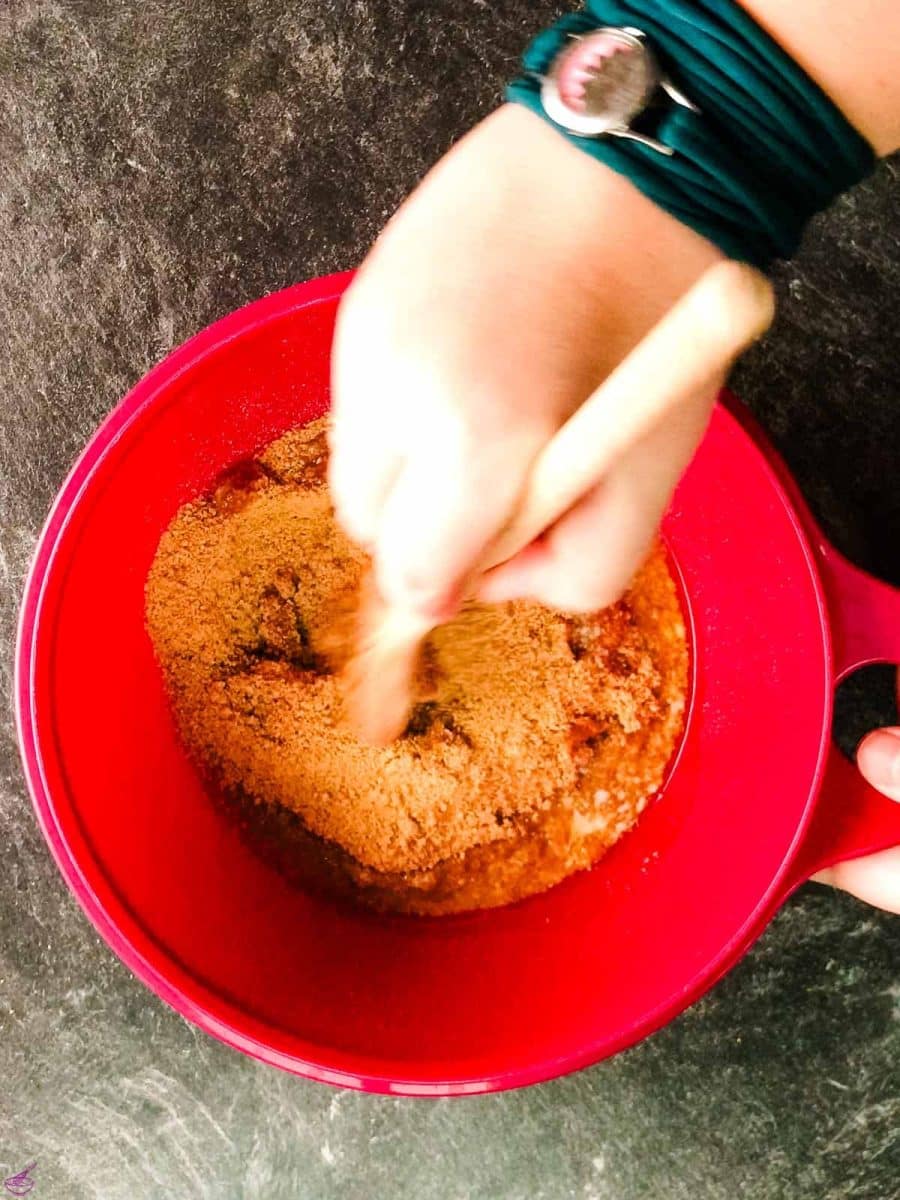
[859,728,900,787]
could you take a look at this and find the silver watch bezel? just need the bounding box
[539,26,700,156]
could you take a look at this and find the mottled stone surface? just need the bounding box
[1,3,899,1198]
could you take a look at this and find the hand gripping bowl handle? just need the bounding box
[788,541,900,889]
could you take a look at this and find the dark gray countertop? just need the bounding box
[1,3,898,1198]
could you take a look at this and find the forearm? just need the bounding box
[741,0,900,155]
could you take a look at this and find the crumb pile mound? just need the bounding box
[146,418,688,914]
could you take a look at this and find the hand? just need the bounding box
[329,104,723,620]
[330,104,899,914]
[815,720,900,913]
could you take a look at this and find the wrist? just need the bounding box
[488,105,723,367]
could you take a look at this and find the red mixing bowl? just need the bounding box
[15,273,900,1096]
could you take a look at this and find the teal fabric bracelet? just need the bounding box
[506,1,875,267]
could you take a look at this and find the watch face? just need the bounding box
[541,27,658,137]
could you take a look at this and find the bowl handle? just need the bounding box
[788,541,900,887]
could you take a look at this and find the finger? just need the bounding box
[856,726,900,802]
[375,417,547,619]
[328,422,403,549]
[328,300,405,547]
[478,475,651,611]
[480,384,716,611]
[813,847,900,914]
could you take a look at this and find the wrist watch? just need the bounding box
[539,27,700,156]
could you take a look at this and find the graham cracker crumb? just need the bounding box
[145,418,688,914]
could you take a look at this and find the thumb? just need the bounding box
[374,418,546,619]
[857,727,900,802]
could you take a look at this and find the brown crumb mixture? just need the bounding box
[145,418,688,914]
